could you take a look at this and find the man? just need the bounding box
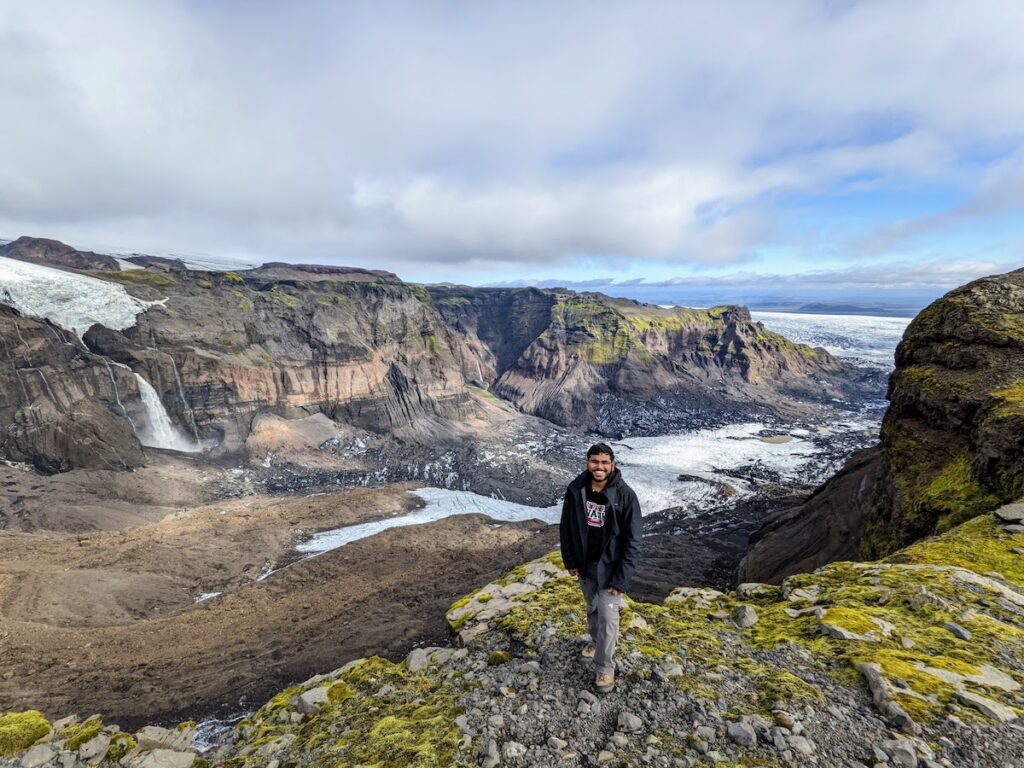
[559,442,642,693]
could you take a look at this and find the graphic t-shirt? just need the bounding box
[584,486,608,563]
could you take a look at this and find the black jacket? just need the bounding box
[559,469,642,593]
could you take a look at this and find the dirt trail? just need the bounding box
[0,484,557,728]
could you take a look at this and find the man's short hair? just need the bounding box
[587,442,615,461]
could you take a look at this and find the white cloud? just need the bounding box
[0,0,1022,274]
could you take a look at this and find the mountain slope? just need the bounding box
[0,237,879,472]
[431,286,876,435]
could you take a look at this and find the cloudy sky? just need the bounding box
[2,1,1022,311]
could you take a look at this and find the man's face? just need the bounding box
[587,452,614,481]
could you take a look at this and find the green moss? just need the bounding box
[327,681,354,705]
[232,290,254,311]
[895,514,1024,584]
[63,715,103,750]
[991,383,1024,418]
[449,594,472,612]
[229,655,467,767]
[823,606,887,637]
[0,711,50,757]
[87,269,177,286]
[477,592,492,603]
[104,732,136,762]
[270,285,300,308]
[224,271,245,284]
[408,285,432,303]
[486,651,510,666]
[922,455,1000,532]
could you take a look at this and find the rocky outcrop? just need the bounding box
[200,512,1024,767]
[431,287,876,435]
[741,267,1024,582]
[7,511,1019,766]
[737,447,884,583]
[861,267,1024,556]
[45,261,482,456]
[0,236,120,271]
[0,305,144,472]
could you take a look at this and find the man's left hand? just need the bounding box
[608,588,621,596]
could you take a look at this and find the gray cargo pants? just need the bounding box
[580,562,622,676]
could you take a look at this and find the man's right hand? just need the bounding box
[568,568,579,578]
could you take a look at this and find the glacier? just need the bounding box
[0,255,152,337]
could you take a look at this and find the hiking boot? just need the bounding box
[580,644,596,659]
[595,671,614,693]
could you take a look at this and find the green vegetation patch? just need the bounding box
[0,711,51,757]
[232,289,254,311]
[63,714,103,750]
[269,285,300,308]
[921,454,1000,533]
[104,732,136,762]
[231,656,466,768]
[87,269,177,287]
[895,514,1024,583]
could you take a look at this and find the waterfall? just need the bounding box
[134,374,201,452]
[104,360,138,437]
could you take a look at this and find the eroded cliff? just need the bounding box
[431,286,875,435]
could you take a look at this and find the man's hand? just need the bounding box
[568,568,579,578]
[608,587,621,596]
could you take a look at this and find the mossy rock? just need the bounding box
[62,714,103,749]
[0,711,51,757]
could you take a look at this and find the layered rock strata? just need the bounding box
[430,286,875,435]
[0,237,878,471]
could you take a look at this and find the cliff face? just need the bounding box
[432,287,872,435]
[861,268,1024,556]
[740,267,1024,582]
[1,236,877,472]
[83,267,479,452]
[0,305,144,473]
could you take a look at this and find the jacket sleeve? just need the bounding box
[559,489,578,571]
[610,489,642,593]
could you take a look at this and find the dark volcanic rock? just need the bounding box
[741,266,1024,582]
[861,267,1024,556]
[0,305,144,471]
[0,235,120,271]
[737,447,884,584]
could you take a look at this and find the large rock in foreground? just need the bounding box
[741,267,1024,582]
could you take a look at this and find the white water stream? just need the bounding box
[134,374,201,452]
